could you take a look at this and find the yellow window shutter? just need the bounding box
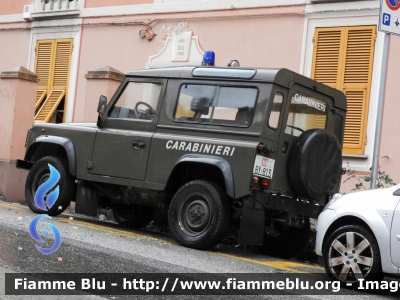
[34,39,73,123]
[34,40,54,95]
[35,89,47,110]
[342,26,376,154]
[312,28,344,89]
[52,40,73,89]
[35,90,66,123]
[311,26,376,155]
[343,88,368,151]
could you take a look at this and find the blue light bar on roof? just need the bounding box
[201,50,215,66]
[192,67,256,79]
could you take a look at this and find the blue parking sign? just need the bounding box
[383,13,391,25]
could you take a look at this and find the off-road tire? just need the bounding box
[288,129,342,199]
[260,218,310,259]
[168,180,231,250]
[112,204,154,229]
[323,225,383,285]
[25,156,76,216]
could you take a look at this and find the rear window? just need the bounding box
[284,92,328,137]
[174,84,258,127]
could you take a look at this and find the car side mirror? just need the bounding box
[97,95,107,128]
[97,95,107,115]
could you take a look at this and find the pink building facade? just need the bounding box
[0,0,399,199]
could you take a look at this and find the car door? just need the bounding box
[272,84,333,197]
[90,79,165,181]
[390,200,400,268]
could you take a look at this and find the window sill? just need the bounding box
[342,154,368,159]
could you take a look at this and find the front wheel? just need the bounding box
[323,225,383,284]
[168,180,231,250]
[25,156,76,216]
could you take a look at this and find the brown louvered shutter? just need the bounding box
[34,39,73,123]
[312,26,376,155]
[34,41,53,109]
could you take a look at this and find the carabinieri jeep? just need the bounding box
[18,63,346,258]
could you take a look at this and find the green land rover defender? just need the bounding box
[18,65,346,258]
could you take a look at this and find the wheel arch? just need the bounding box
[25,136,76,176]
[166,154,235,199]
[321,216,382,255]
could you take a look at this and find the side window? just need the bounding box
[174,84,258,127]
[109,82,161,121]
[284,92,328,137]
[268,92,283,129]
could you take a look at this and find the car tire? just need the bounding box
[168,180,231,250]
[260,218,310,259]
[288,129,342,199]
[323,225,383,284]
[25,156,76,216]
[112,204,154,229]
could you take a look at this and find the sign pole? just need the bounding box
[370,32,390,189]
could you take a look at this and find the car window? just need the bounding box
[284,92,328,137]
[109,82,161,121]
[174,84,258,127]
[268,92,283,129]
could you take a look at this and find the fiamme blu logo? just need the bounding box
[29,163,62,255]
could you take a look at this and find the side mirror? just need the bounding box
[97,95,107,115]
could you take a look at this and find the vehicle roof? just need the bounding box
[126,66,346,110]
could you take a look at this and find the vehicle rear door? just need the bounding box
[271,84,334,196]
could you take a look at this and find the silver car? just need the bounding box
[316,185,400,283]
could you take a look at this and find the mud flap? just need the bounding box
[75,181,98,216]
[237,197,265,245]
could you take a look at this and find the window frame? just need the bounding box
[107,80,162,122]
[301,10,384,171]
[173,82,259,128]
[284,90,329,137]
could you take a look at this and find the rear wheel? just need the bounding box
[25,156,76,216]
[260,219,310,259]
[168,180,231,250]
[112,204,154,229]
[323,225,383,284]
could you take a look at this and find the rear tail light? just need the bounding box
[256,142,264,153]
[261,178,270,188]
[249,176,270,191]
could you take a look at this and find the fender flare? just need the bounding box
[25,135,76,176]
[173,154,235,198]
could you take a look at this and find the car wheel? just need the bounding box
[168,180,231,250]
[25,156,76,216]
[260,218,310,259]
[323,225,383,284]
[112,204,154,229]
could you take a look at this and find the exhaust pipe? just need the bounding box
[232,201,242,210]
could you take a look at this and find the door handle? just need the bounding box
[132,142,145,149]
[282,141,289,154]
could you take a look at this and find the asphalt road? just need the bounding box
[0,200,396,300]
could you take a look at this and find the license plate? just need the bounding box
[253,155,275,179]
